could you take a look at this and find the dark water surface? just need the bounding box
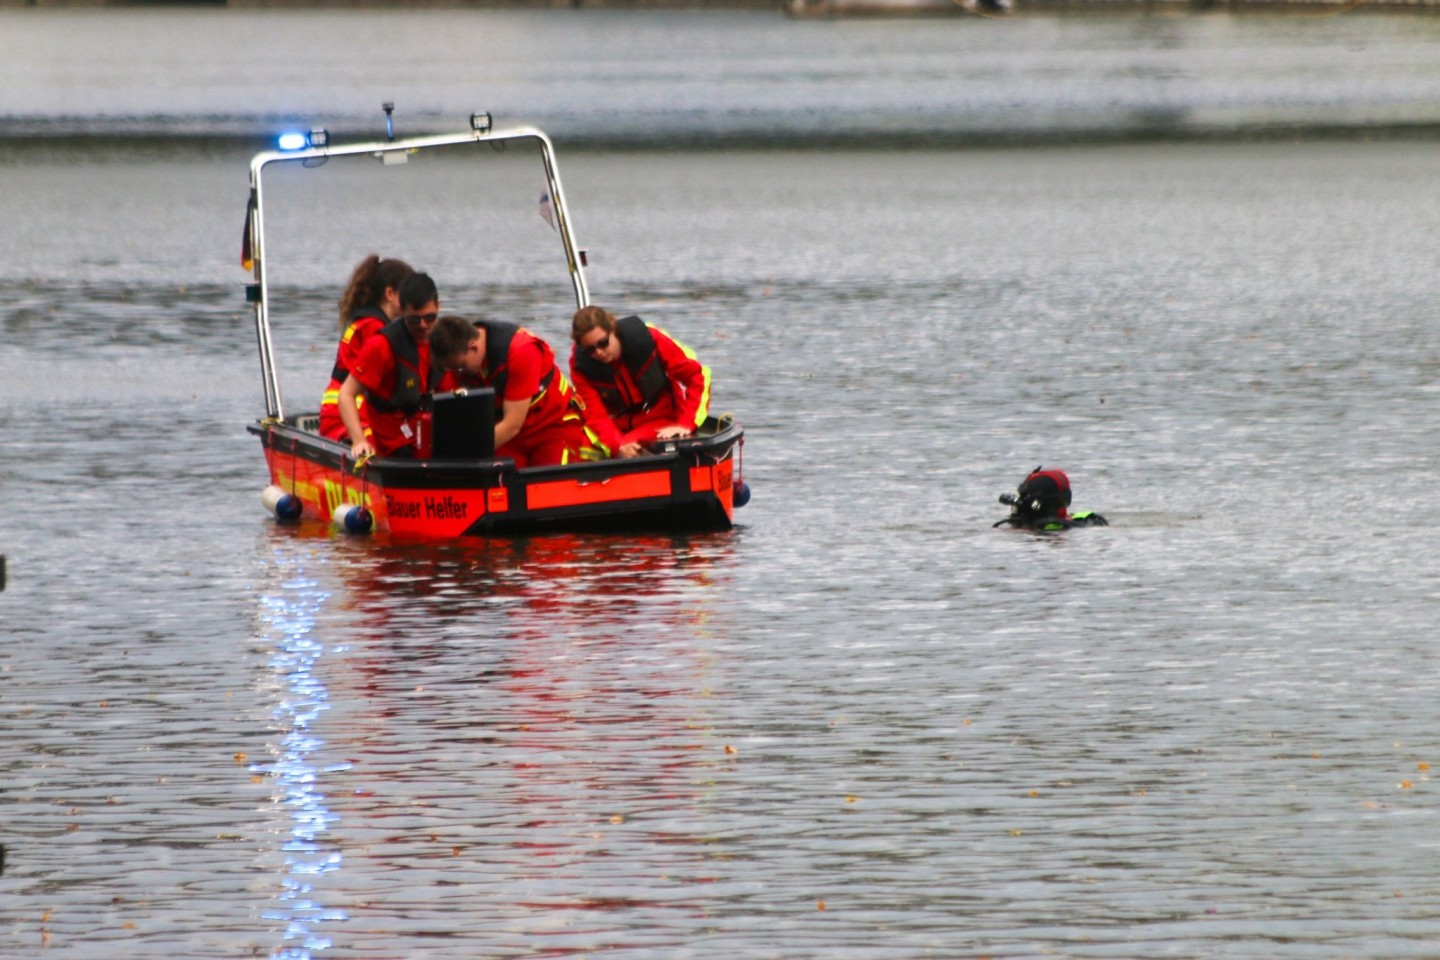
[4,9,1440,960]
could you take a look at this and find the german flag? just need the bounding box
[241,190,257,271]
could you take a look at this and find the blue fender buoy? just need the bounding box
[733,479,751,508]
[332,504,373,535]
[262,485,302,523]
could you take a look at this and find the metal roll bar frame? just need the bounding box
[245,124,590,422]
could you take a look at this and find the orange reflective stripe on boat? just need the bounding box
[527,470,671,509]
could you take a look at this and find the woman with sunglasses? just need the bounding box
[569,306,712,459]
[318,255,414,443]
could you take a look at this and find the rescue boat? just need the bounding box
[243,115,745,537]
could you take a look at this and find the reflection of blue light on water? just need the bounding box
[256,570,347,958]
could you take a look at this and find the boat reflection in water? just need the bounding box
[252,526,738,956]
[253,556,346,958]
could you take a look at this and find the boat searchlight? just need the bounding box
[470,112,492,134]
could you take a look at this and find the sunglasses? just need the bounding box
[404,311,439,325]
[583,334,611,356]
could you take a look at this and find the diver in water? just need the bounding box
[994,467,1108,531]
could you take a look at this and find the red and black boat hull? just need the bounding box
[250,416,741,537]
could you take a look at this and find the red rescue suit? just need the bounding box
[444,322,600,468]
[349,319,438,458]
[318,308,386,442]
[569,316,712,453]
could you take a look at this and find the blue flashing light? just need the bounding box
[277,132,308,151]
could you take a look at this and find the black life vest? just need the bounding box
[362,318,436,415]
[331,307,387,383]
[573,315,668,415]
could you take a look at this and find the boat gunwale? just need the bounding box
[249,414,743,489]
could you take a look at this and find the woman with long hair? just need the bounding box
[317,255,414,442]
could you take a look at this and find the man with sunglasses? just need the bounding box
[429,315,602,468]
[338,272,442,461]
[569,306,712,459]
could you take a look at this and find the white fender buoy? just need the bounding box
[262,485,303,522]
[331,504,373,535]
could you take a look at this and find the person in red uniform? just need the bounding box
[338,272,441,460]
[568,306,712,459]
[429,314,601,468]
[318,255,414,443]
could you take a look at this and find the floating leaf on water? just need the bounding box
[724,745,737,754]
[844,796,858,804]
[233,752,247,763]
[1399,781,1415,789]
[816,900,825,911]
[610,815,624,824]
[1418,762,1430,771]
